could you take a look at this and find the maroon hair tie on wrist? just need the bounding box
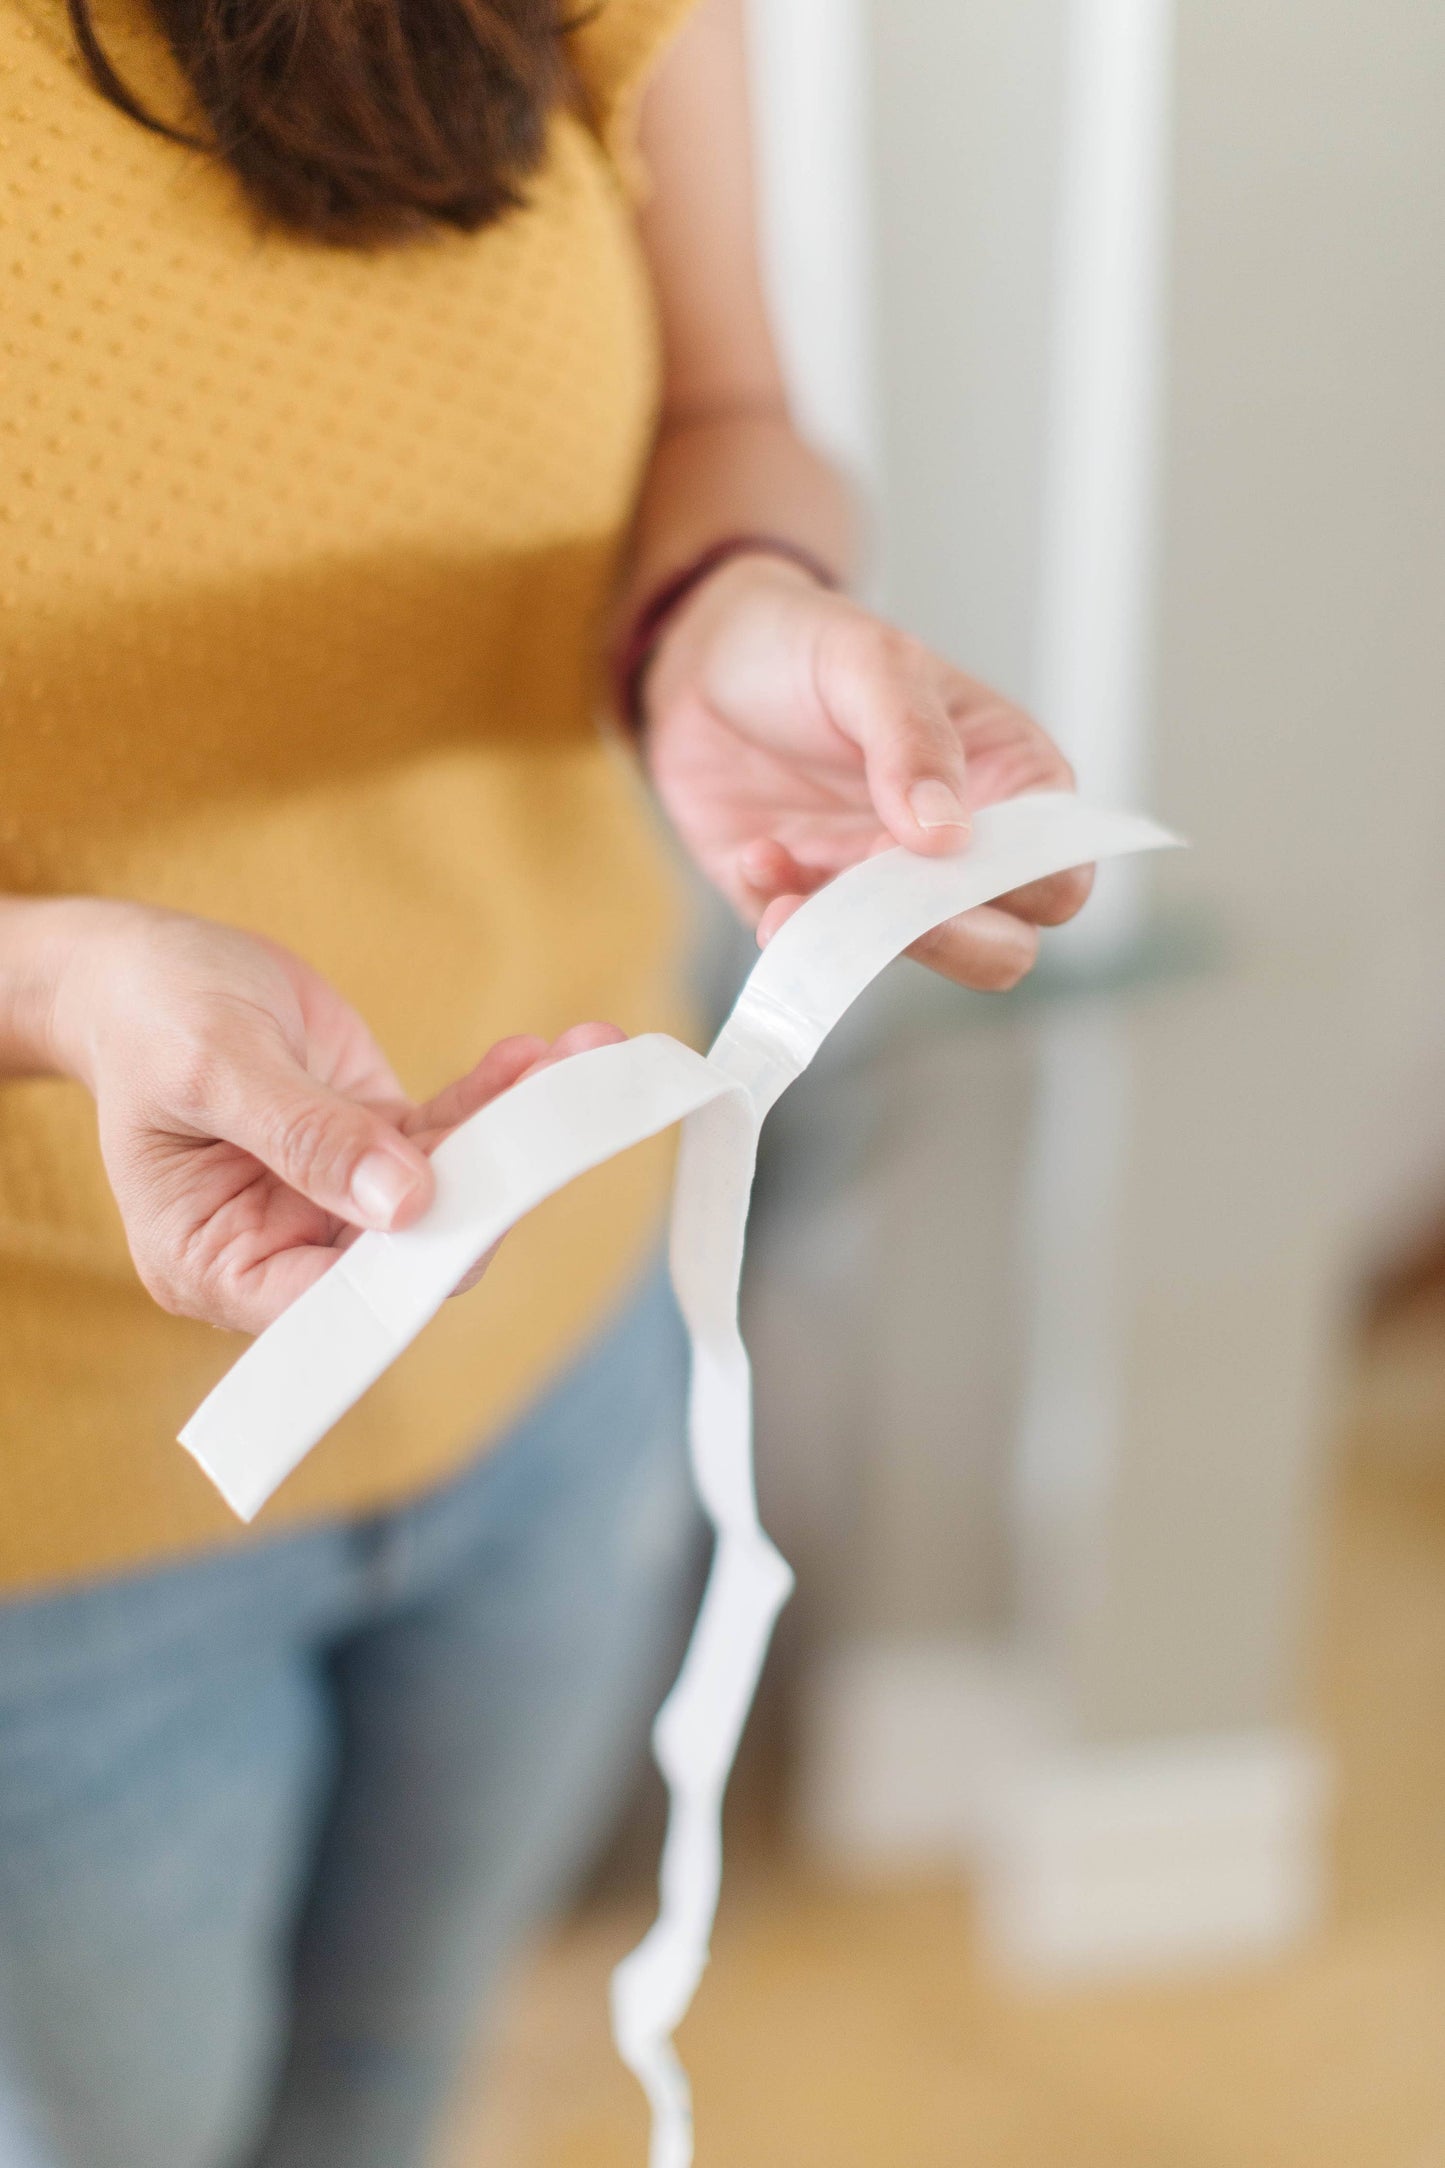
[612,535,841,736]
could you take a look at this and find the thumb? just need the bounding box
[212,1050,434,1232]
[818,621,971,852]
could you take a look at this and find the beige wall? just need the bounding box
[1159,0,1445,1254]
[757,0,1445,1745]
[869,0,1445,1239]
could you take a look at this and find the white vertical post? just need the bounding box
[1018,0,1175,1669]
[1033,0,1175,945]
[745,0,878,489]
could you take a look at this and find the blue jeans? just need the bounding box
[0,1270,694,2168]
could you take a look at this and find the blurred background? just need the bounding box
[456,0,1445,2159]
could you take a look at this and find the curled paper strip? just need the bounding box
[180,792,1178,2166]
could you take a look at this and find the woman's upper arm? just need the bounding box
[635,0,788,421]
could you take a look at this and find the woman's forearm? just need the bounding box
[626,4,857,629]
[621,406,857,628]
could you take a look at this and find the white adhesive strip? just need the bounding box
[179,792,1179,2165]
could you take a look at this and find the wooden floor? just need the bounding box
[447,1318,1445,2168]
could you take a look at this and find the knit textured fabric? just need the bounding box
[0,0,698,1589]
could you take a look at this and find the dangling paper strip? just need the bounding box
[180,792,1178,2166]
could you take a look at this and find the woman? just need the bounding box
[0,0,1090,2160]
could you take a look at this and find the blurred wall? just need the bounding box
[746,0,877,486]
[1160,0,1445,1260]
[869,0,1445,1243]
[746,0,1445,1949]
[860,0,1445,1672]
[871,0,1064,693]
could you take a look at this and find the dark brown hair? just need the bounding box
[66,0,573,244]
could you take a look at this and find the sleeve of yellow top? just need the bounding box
[566,0,704,191]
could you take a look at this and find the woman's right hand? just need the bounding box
[9,899,619,1335]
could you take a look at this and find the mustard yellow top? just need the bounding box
[0,0,699,1591]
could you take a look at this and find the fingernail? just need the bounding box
[352,1151,420,1229]
[908,780,970,832]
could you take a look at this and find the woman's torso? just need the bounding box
[0,0,698,1589]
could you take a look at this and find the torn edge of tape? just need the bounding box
[178,794,1181,2167]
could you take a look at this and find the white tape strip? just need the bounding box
[179,793,1178,2165]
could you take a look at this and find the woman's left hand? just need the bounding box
[641,552,1093,992]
